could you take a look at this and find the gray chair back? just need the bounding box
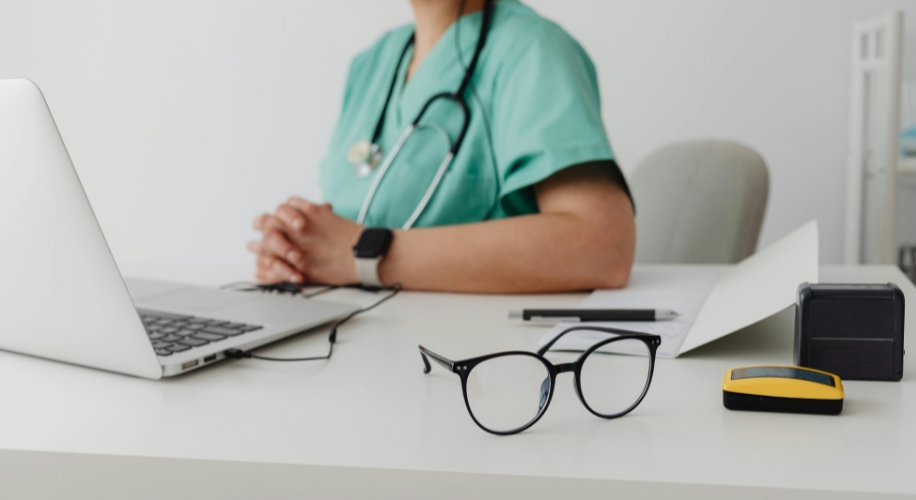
[630,140,769,264]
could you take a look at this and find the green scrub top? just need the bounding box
[319,0,620,229]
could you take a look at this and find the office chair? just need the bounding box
[630,140,769,264]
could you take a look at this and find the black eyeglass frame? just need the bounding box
[419,326,662,435]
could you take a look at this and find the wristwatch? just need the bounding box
[352,228,393,287]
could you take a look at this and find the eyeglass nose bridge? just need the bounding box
[555,362,577,374]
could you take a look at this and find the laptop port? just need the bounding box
[182,359,200,370]
[203,354,217,363]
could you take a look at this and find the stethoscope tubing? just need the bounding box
[358,0,492,229]
[357,121,455,230]
[412,92,470,154]
[357,93,469,230]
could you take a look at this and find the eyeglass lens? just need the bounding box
[463,337,653,433]
[579,338,652,417]
[465,354,551,433]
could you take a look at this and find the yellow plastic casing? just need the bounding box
[722,365,844,400]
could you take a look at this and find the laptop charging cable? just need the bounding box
[223,282,401,363]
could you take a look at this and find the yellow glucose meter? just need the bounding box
[722,365,844,415]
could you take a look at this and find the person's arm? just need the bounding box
[379,163,633,292]
[249,162,634,293]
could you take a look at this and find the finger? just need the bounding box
[250,237,293,263]
[256,254,274,270]
[257,254,303,283]
[255,257,283,284]
[256,268,283,284]
[276,204,306,232]
[253,214,287,233]
[264,230,304,266]
[286,197,321,216]
[253,214,269,230]
[272,258,303,283]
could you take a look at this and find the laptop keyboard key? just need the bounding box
[201,326,245,337]
[141,310,260,349]
[177,337,209,347]
[193,332,226,342]
[201,327,245,337]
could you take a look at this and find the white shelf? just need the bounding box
[901,157,916,175]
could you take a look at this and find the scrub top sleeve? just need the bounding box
[491,26,617,215]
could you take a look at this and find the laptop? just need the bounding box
[0,79,359,379]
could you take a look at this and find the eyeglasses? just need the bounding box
[419,326,661,435]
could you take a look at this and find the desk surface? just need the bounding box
[1,264,914,498]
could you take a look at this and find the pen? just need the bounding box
[508,309,679,322]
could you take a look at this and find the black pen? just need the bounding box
[508,309,679,322]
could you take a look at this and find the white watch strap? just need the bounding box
[355,257,384,287]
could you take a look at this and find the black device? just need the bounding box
[353,228,394,259]
[794,282,905,381]
[352,228,394,287]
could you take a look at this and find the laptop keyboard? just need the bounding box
[138,309,263,357]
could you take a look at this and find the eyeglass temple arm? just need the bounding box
[418,346,455,374]
[536,325,641,356]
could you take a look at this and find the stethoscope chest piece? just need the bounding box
[348,140,383,178]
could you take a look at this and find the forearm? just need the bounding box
[378,211,634,293]
[252,164,635,292]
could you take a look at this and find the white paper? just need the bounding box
[676,219,819,355]
[539,220,819,358]
[539,267,721,358]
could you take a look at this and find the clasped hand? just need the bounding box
[248,197,364,285]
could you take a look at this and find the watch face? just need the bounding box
[354,228,393,258]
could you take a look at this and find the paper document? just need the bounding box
[541,267,720,358]
[540,220,819,358]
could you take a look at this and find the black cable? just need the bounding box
[455,0,493,99]
[224,284,402,363]
[220,281,379,296]
[301,286,339,298]
[371,35,415,145]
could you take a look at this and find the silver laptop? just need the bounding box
[0,79,359,379]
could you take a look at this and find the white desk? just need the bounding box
[1,264,914,499]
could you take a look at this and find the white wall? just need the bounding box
[2,0,916,267]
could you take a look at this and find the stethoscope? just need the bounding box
[348,0,494,230]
